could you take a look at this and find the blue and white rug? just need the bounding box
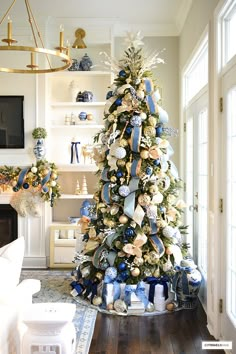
[20,270,97,354]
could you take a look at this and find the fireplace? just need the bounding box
[0,204,17,248]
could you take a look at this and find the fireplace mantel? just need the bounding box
[0,191,47,268]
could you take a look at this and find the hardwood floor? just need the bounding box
[89,301,225,354]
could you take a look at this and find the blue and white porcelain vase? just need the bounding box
[172,258,202,309]
[79,53,93,71]
[33,138,46,160]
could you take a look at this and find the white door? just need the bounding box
[220,62,236,350]
[185,90,208,309]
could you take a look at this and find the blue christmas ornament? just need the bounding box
[153,159,160,166]
[125,126,132,134]
[130,115,142,127]
[23,182,29,189]
[116,170,123,178]
[156,125,163,137]
[146,166,153,175]
[32,181,39,187]
[119,70,127,78]
[106,91,113,100]
[120,270,130,281]
[13,186,19,192]
[115,97,122,106]
[118,262,127,271]
[79,111,87,120]
[124,227,135,237]
[82,199,91,208]
[80,206,90,217]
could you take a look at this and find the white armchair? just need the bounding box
[0,237,41,354]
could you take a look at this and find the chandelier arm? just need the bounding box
[0,0,16,25]
[25,0,52,69]
[0,46,72,73]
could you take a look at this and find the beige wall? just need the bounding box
[179,0,220,70]
[114,36,180,167]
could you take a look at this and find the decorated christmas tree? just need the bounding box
[71,33,201,314]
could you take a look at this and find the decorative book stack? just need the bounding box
[127,292,145,315]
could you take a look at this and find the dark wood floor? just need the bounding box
[89,301,225,354]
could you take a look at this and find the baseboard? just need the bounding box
[22,256,47,269]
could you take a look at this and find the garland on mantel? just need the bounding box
[0,159,60,207]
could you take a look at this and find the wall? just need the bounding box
[179,0,220,70]
[114,36,180,167]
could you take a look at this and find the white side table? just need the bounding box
[21,303,76,354]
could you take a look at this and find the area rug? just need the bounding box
[20,270,97,354]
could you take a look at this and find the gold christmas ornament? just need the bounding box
[110,204,119,215]
[153,267,160,278]
[142,224,151,234]
[166,302,175,312]
[107,220,116,228]
[107,303,114,311]
[165,246,173,255]
[133,256,144,266]
[120,138,128,147]
[110,176,117,182]
[131,267,140,277]
[138,193,151,206]
[95,272,103,281]
[148,116,157,127]
[117,159,126,167]
[144,126,156,137]
[140,150,149,159]
[92,296,103,306]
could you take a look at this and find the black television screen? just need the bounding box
[0,95,24,148]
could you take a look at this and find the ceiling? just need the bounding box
[1,0,192,36]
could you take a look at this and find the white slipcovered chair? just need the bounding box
[0,237,41,354]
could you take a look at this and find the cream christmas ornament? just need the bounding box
[92,296,103,306]
[119,215,128,224]
[140,150,149,159]
[114,299,127,313]
[110,204,119,215]
[131,267,140,277]
[140,112,147,120]
[31,166,37,173]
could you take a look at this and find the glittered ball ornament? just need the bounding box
[144,126,156,137]
[138,193,151,206]
[92,296,103,306]
[119,139,128,147]
[119,185,130,197]
[114,147,126,159]
[118,262,127,271]
[133,257,144,266]
[110,176,117,182]
[105,266,118,280]
[114,299,127,313]
[153,159,160,166]
[162,225,176,239]
[130,115,142,126]
[131,267,140,277]
[117,159,126,167]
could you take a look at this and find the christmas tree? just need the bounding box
[72,33,201,314]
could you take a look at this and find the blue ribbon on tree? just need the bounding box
[124,281,149,308]
[172,265,192,295]
[144,276,169,303]
[70,141,80,164]
[41,170,52,193]
[15,167,29,189]
[144,78,158,114]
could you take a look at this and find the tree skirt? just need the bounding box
[20,270,97,354]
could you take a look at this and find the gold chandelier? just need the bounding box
[0,0,72,73]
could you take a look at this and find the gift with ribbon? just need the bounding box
[144,275,169,303]
[102,274,121,306]
[124,281,149,309]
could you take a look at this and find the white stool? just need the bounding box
[21,303,76,354]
